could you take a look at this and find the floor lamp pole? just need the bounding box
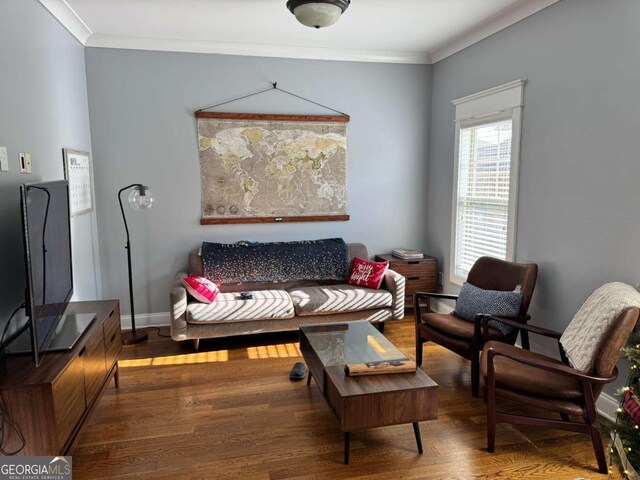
[119,184,148,345]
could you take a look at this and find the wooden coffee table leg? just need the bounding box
[413,422,423,454]
[344,432,351,464]
[307,371,313,386]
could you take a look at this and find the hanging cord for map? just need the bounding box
[196,82,349,117]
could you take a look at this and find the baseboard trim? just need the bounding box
[431,299,619,421]
[120,312,171,331]
[596,392,618,422]
[432,299,455,314]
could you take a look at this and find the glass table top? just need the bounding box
[300,321,407,367]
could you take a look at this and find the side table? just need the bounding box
[375,254,438,309]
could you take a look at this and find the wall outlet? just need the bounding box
[19,152,32,173]
[0,147,8,172]
[438,271,444,286]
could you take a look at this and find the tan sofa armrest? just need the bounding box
[170,272,189,340]
[383,269,405,320]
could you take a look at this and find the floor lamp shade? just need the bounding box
[118,183,154,345]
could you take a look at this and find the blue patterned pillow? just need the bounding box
[453,282,522,335]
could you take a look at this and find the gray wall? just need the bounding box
[0,1,101,340]
[427,0,640,387]
[85,48,432,316]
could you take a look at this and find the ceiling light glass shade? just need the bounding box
[128,185,154,210]
[287,1,350,29]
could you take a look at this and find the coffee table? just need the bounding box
[299,321,438,464]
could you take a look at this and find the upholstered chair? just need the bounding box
[414,257,538,397]
[481,304,640,474]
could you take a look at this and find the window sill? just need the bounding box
[449,272,466,287]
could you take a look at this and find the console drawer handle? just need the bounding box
[110,332,117,342]
[408,261,420,264]
[408,276,420,280]
[79,346,87,357]
[109,309,115,318]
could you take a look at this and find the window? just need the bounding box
[450,80,525,285]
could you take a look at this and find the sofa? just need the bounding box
[170,242,406,349]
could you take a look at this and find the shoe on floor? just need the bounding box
[290,362,307,380]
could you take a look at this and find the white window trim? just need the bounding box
[449,79,525,286]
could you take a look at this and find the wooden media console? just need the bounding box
[0,300,121,455]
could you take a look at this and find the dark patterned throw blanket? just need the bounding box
[201,238,349,285]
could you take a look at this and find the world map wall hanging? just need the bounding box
[196,112,349,224]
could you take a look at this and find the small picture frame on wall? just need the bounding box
[63,148,93,216]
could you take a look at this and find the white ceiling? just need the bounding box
[39,0,559,64]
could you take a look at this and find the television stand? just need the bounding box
[0,300,121,455]
[7,312,96,355]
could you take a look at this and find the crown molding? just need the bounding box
[430,0,560,63]
[39,0,559,65]
[85,34,432,64]
[38,0,92,44]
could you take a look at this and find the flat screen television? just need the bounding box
[18,180,74,366]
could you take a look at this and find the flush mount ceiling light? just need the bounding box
[286,0,351,29]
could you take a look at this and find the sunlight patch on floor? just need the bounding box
[247,342,301,359]
[119,350,229,367]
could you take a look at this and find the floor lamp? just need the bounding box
[118,183,154,345]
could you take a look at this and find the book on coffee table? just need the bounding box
[344,359,417,376]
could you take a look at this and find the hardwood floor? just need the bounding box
[72,316,612,479]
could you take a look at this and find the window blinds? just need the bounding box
[454,119,513,278]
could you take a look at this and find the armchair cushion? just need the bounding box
[453,282,522,335]
[480,341,582,399]
[492,385,586,417]
[421,312,504,341]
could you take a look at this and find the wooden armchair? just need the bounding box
[481,307,640,473]
[414,256,538,397]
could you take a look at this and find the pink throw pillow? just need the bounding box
[347,257,389,290]
[182,275,219,303]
